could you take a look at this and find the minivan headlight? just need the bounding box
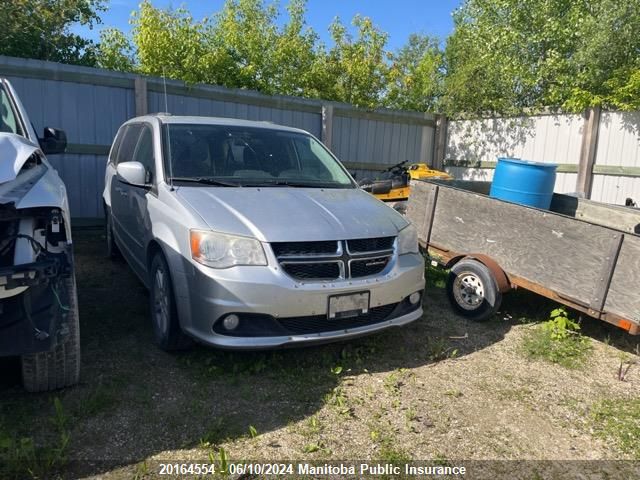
[190,230,267,268]
[397,224,419,255]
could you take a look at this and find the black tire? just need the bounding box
[149,252,193,351]
[21,275,81,392]
[105,208,120,259]
[446,259,502,322]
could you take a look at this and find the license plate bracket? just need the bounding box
[328,291,370,319]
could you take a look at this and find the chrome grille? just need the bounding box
[273,237,395,282]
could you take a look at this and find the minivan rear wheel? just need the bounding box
[149,252,192,351]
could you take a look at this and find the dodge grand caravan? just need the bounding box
[103,115,425,350]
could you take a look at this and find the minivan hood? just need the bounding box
[176,186,408,242]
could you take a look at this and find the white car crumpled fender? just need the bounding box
[0,132,41,184]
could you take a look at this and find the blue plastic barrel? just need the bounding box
[489,157,557,209]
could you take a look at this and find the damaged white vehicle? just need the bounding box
[0,78,80,392]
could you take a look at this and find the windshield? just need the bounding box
[162,123,355,188]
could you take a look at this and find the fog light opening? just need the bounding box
[409,292,421,305]
[222,314,240,331]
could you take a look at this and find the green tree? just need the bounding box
[443,0,640,116]
[124,0,328,96]
[0,0,105,66]
[322,16,390,108]
[96,28,136,72]
[385,34,444,112]
[130,0,210,84]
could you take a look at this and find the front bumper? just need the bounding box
[172,251,425,349]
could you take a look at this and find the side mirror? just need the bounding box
[40,127,67,155]
[116,162,147,187]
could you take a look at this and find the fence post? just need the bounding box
[576,106,601,198]
[432,114,448,170]
[134,76,148,116]
[321,104,334,150]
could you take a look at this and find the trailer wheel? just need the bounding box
[21,275,81,392]
[446,259,502,321]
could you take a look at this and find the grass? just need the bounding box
[1,231,638,478]
[425,265,448,289]
[591,399,640,458]
[522,308,592,369]
[523,326,592,368]
[0,398,70,480]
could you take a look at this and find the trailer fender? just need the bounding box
[446,254,511,293]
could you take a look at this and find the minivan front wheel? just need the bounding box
[149,252,192,351]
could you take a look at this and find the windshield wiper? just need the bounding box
[244,180,340,188]
[170,177,241,187]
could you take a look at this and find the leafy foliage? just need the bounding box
[96,28,136,72]
[385,34,444,112]
[6,0,640,115]
[523,307,591,368]
[323,16,390,108]
[444,0,640,115]
[0,0,105,66]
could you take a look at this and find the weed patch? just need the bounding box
[0,397,70,480]
[591,399,640,458]
[523,308,591,368]
[426,265,448,289]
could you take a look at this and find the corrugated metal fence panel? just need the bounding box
[332,114,433,168]
[6,76,135,144]
[447,114,584,195]
[0,55,438,220]
[591,111,640,204]
[148,91,322,137]
[5,74,135,219]
[447,114,583,165]
[46,154,107,218]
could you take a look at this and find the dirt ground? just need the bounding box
[1,230,639,479]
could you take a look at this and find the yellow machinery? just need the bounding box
[407,163,453,182]
[359,161,452,204]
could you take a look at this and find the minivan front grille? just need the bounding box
[281,262,341,280]
[272,237,395,282]
[271,240,338,257]
[350,256,390,278]
[347,237,395,253]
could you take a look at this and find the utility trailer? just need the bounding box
[407,180,640,334]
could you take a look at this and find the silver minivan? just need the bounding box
[103,115,425,350]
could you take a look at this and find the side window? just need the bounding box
[132,126,155,182]
[0,86,19,135]
[115,124,143,165]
